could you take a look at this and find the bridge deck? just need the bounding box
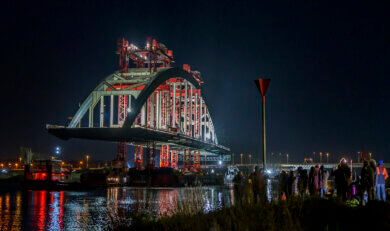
[47,125,229,155]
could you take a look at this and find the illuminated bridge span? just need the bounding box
[47,37,230,169]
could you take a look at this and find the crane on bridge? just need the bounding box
[47,37,230,170]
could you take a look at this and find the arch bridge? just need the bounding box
[47,37,230,169]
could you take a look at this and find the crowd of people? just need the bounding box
[233,166,267,203]
[233,158,388,204]
[278,158,388,202]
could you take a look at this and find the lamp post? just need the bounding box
[286,153,289,164]
[326,153,329,163]
[86,154,90,169]
[320,152,323,164]
[369,153,372,160]
[249,154,252,165]
[254,78,271,169]
[240,153,243,165]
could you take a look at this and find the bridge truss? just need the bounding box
[47,37,230,169]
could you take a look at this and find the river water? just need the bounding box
[0,186,236,230]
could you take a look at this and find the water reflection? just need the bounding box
[0,186,233,230]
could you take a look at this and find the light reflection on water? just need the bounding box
[0,186,234,230]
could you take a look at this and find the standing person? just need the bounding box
[252,166,266,203]
[297,167,303,197]
[292,170,299,196]
[278,170,288,200]
[287,170,296,199]
[333,158,351,201]
[233,171,245,204]
[313,165,321,195]
[297,167,308,198]
[320,165,329,198]
[376,160,388,201]
[368,159,377,200]
[308,167,315,196]
[360,160,372,204]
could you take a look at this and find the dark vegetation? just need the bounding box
[113,197,390,231]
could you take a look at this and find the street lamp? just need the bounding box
[286,153,289,164]
[369,153,372,160]
[80,161,83,168]
[249,154,252,165]
[86,154,90,169]
[320,152,323,164]
[326,153,329,163]
[240,153,243,165]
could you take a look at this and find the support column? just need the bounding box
[184,81,188,134]
[150,93,154,128]
[110,95,114,127]
[100,96,104,128]
[172,83,176,128]
[141,104,146,126]
[135,145,143,169]
[89,106,93,128]
[189,85,193,137]
[178,83,183,132]
[128,95,131,113]
[195,91,198,138]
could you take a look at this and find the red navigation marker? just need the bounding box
[254,79,271,102]
[254,78,271,169]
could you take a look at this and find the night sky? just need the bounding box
[1,1,389,163]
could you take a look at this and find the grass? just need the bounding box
[115,197,390,231]
[108,180,390,231]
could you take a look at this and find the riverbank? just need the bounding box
[118,198,390,231]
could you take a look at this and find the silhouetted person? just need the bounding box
[368,159,377,200]
[252,166,266,203]
[360,161,369,202]
[297,167,308,198]
[287,170,296,199]
[333,158,351,201]
[233,171,245,204]
[278,170,288,199]
[313,165,321,195]
[320,165,329,198]
[308,166,315,196]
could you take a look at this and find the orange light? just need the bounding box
[80,161,83,165]
[61,162,65,165]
